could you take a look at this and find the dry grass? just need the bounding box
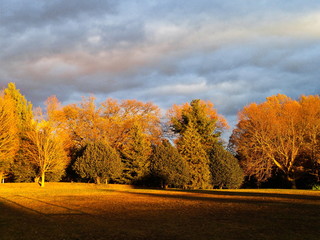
[1,183,319,240]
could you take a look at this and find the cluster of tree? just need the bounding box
[230,94,320,188]
[1,83,319,189]
[0,83,243,189]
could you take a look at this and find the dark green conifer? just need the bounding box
[150,139,189,188]
[73,141,122,184]
[210,144,244,189]
[177,122,211,189]
[120,123,152,183]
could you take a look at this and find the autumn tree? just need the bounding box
[210,144,243,189]
[149,139,189,188]
[0,93,19,181]
[100,98,162,148]
[73,141,122,184]
[299,95,320,182]
[46,96,105,148]
[4,83,33,133]
[25,122,69,187]
[4,83,35,182]
[231,94,320,188]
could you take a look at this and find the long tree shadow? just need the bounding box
[0,200,69,240]
[163,188,320,201]
[115,189,320,207]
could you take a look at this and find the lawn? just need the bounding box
[0,183,319,240]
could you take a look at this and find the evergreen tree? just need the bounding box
[120,123,152,183]
[210,144,244,189]
[170,99,224,153]
[177,122,211,189]
[73,141,122,184]
[150,139,189,188]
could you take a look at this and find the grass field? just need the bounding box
[0,183,319,240]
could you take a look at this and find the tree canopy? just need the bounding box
[231,94,320,188]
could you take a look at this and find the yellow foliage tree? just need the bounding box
[25,121,69,187]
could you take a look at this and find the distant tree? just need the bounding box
[210,144,243,189]
[149,139,189,188]
[119,123,152,183]
[25,122,69,187]
[73,141,122,184]
[177,122,211,189]
[0,93,19,181]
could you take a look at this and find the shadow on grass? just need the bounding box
[165,189,320,201]
[0,200,68,240]
[113,188,320,207]
[1,189,320,240]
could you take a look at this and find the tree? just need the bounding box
[25,122,69,187]
[100,98,162,148]
[230,94,319,188]
[169,99,228,189]
[149,139,189,188]
[0,93,19,181]
[177,122,211,189]
[119,123,152,183]
[4,82,33,133]
[299,95,320,182]
[168,99,228,152]
[4,82,35,182]
[210,144,243,189]
[73,141,122,184]
[46,96,105,148]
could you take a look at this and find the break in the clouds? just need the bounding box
[1,0,320,130]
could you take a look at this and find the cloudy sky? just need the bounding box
[1,0,320,133]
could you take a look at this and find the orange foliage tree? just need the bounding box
[0,93,19,181]
[231,94,320,188]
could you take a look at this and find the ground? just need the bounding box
[0,183,319,240]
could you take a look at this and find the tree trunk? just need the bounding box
[40,171,45,187]
[105,178,108,185]
[35,176,40,184]
[0,172,3,183]
[289,178,297,189]
[95,176,101,184]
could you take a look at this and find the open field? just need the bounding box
[0,183,319,240]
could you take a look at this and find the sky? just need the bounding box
[1,0,320,135]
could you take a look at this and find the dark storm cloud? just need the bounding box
[1,0,320,132]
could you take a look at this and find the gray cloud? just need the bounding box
[1,0,320,136]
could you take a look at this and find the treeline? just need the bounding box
[0,83,319,189]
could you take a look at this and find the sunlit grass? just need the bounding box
[1,183,319,240]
